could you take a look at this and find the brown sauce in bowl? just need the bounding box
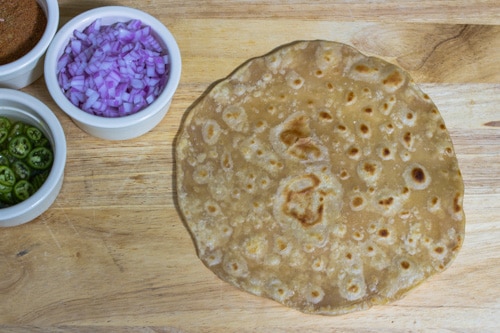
[0,0,47,65]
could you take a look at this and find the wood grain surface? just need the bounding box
[1,1,499,332]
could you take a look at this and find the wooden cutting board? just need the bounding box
[1,1,499,332]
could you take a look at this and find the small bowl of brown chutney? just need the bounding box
[0,0,59,89]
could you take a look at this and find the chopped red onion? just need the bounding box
[57,19,170,117]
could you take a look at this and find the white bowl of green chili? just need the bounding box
[0,89,66,227]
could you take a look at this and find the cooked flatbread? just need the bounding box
[175,40,465,315]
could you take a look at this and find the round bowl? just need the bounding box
[0,0,59,89]
[0,89,66,227]
[44,6,182,140]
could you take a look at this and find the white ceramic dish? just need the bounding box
[0,0,59,89]
[0,89,66,227]
[44,6,182,140]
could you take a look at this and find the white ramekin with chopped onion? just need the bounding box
[44,6,181,140]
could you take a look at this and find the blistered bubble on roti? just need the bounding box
[175,41,465,315]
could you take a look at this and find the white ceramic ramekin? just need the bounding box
[0,0,59,89]
[0,89,66,227]
[44,6,182,140]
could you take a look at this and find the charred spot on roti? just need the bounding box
[412,167,425,183]
[346,91,357,104]
[305,285,325,304]
[377,145,395,160]
[348,146,361,160]
[359,123,371,137]
[202,120,221,145]
[378,196,394,207]
[404,164,431,190]
[434,246,444,254]
[381,122,395,134]
[339,169,350,180]
[176,40,465,316]
[222,105,248,132]
[358,160,382,184]
[286,70,305,89]
[349,194,366,211]
[318,109,334,122]
[363,107,373,114]
[378,228,390,238]
[382,69,405,92]
[223,255,248,278]
[453,192,462,213]
[282,174,324,227]
[401,131,414,150]
[355,64,378,75]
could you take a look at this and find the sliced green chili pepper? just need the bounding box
[27,146,53,170]
[13,180,35,201]
[0,190,14,206]
[0,165,16,186]
[0,128,8,144]
[33,136,49,148]
[0,150,15,165]
[0,116,11,131]
[0,182,12,194]
[32,170,49,191]
[8,122,26,140]
[0,151,10,166]
[11,160,31,180]
[25,125,43,144]
[8,135,31,159]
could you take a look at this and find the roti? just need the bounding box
[175,40,465,315]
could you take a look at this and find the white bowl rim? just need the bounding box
[0,88,66,224]
[0,0,59,76]
[44,5,182,130]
